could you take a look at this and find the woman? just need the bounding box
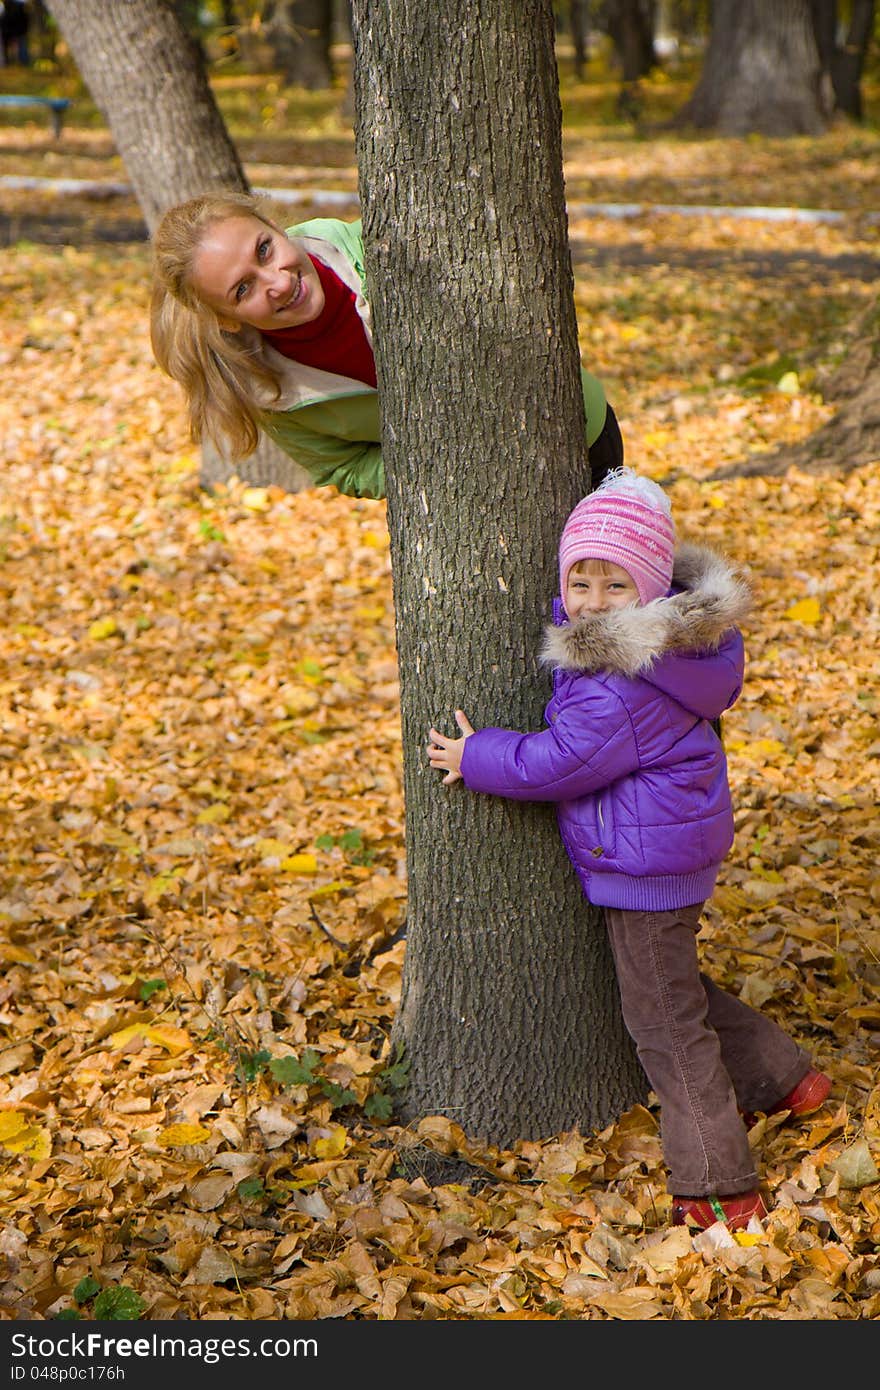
[150,191,623,500]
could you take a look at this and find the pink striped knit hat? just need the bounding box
[559,468,675,611]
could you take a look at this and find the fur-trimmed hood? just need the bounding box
[541,543,751,678]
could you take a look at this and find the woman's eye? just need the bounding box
[258,237,271,261]
[234,281,249,301]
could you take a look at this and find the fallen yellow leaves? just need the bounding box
[1,147,879,1321]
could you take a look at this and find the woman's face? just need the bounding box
[189,215,325,332]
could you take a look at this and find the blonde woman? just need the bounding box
[150,191,623,499]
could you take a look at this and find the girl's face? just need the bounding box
[565,560,640,617]
[189,215,325,332]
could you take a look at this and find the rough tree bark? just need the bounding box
[675,0,827,136]
[351,0,646,1146]
[44,0,311,495]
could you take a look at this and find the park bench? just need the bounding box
[0,94,70,137]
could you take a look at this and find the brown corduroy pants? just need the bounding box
[603,902,812,1197]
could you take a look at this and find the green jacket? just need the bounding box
[255,218,607,500]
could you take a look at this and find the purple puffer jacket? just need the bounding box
[460,545,751,911]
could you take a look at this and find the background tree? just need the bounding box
[810,0,876,120]
[265,0,334,90]
[43,0,311,494]
[351,0,645,1144]
[675,0,827,136]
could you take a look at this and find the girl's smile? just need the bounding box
[565,559,640,618]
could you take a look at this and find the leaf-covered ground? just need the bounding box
[1,66,880,1322]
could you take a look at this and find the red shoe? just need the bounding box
[743,1069,832,1127]
[671,1190,767,1231]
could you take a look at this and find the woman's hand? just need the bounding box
[427,710,476,784]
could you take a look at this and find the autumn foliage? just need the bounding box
[1,74,880,1320]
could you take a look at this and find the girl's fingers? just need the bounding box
[454,709,475,735]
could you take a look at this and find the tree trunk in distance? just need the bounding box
[267,0,334,90]
[808,0,838,116]
[351,0,646,1147]
[830,0,875,119]
[44,0,248,235]
[570,0,590,78]
[675,0,827,136]
[45,0,312,495]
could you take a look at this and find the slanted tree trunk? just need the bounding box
[351,0,646,1145]
[782,301,880,476]
[266,0,334,90]
[43,0,246,232]
[44,0,311,495]
[676,0,827,136]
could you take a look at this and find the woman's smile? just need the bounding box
[189,215,325,332]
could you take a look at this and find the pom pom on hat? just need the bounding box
[559,467,675,610]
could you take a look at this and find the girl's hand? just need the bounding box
[427,709,476,784]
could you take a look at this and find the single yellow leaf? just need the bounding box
[0,944,36,964]
[168,452,198,475]
[312,1125,348,1159]
[361,531,389,548]
[2,1124,51,1159]
[196,802,231,825]
[733,1232,764,1247]
[109,1023,191,1056]
[158,1122,212,1148]
[88,617,119,641]
[0,1111,28,1142]
[241,487,270,511]
[828,1139,879,1189]
[144,870,183,904]
[142,1025,191,1056]
[255,837,292,860]
[281,853,318,874]
[619,325,640,341]
[744,738,786,758]
[308,880,352,899]
[355,605,386,621]
[708,494,725,509]
[777,370,800,394]
[784,597,821,624]
[280,688,320,716]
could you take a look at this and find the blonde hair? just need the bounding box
[150,191,285,458]
[570,558,619,577]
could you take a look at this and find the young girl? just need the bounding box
[149,191,624,499]
[427,468,831,1230]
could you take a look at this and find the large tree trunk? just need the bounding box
[676,0,827,136]
[351,0,645,1147]
[44,0,312,496]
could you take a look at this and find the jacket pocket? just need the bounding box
[596,795,616,858]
